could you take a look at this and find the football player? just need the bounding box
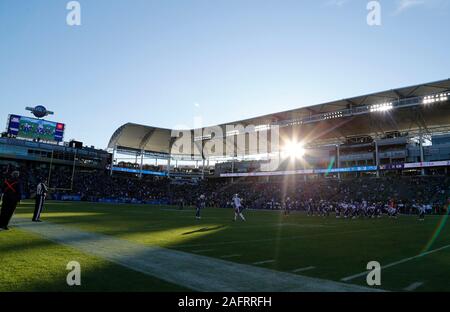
[233,194,246,222]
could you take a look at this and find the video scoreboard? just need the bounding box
[7,114,65,142]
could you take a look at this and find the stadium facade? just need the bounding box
[107,79,450,179]
[1,79,449,181]
[0,137,111,171]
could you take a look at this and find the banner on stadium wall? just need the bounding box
[219,161,450,177]
[314,166,377,173]
[379,163,405,170]
[112,166,167,176]
[220,165,377,177]
[403,160,450,169]
[220,169,314,178]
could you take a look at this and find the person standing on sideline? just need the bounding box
[0,171,22,231]
[284,197,291,216]
[196,194,206,220]
[33,179,48,222]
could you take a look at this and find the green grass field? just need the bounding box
[1,200,449,292]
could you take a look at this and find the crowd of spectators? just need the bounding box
[1,164,449,214]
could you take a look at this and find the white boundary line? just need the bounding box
[253,259,275,265]
[341,244,450,282]
[292,266,316,273]
[403,282,424,291]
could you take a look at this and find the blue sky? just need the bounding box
[0,0,449,149]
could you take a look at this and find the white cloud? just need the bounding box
[324,0,352,7]
[394,0,425,15]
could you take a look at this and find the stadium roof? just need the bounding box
[108,123,174,155]
[108,79,450,156]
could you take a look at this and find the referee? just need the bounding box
[32,179,48,222]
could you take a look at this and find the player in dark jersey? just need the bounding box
[195,194,206,220]
[178,198,185,210]
[323,203,331,217]
[284,197,291,216]
[0,171,22,230]
[368,203,376,218]
[343,203,350,219]
[335,204,341,219]
[306,199,313,216]
[375,203,382,218]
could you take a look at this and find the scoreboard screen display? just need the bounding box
[7,114,65,142]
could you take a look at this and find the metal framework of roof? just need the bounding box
[108,79,450,158]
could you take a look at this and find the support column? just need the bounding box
[202,159,205,179]
[375,141,380,178]
[139,149,144,179]
[419,132,425,176]
[278,150,281,168]
[110,146,116,176]
[337,144,341,180]
[167,157,171,178]
[231,156,235,183]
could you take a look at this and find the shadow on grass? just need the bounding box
[0,228,190,292]
[182,225,226,235]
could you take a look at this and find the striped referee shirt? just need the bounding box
[36,182,48,196]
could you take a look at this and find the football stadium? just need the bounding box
[1,79,449,293]
[1,0,449,301]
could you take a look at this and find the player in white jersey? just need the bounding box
[232,194,246,222]
[361,200,368,218]
[418,204,426,221]
[367,203,376,218]
[351,203,358,219]
[387,203,398,219]
[342,203,349,219]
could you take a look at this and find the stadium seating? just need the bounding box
[1,164,448,214]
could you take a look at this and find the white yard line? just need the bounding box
[253,259,275,265]
[292,266,316,273]
[341,244,450,282]
[13,218,381,292]
[403,282,424,291]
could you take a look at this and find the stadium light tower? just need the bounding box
[283,140,306,159]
